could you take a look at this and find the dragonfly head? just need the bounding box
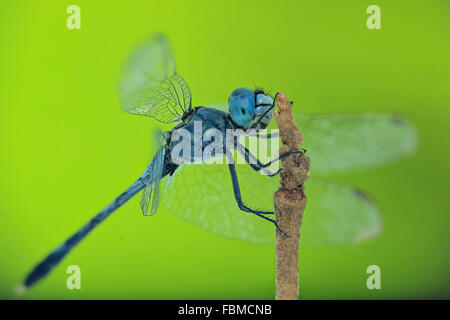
[228,88,274,129]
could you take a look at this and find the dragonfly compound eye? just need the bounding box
[228,87,256,127]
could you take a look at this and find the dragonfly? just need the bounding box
[20,34,416,291]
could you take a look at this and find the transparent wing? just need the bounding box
[204,105,417,173]
[302,178,382,245]
[294,113,417,173]
[120,34,191,123]
[126,72,192,122]
[162,161,273,243]
[140,147,166,216]
[161,158,382,245]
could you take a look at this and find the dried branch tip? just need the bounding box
[273,92,310,300]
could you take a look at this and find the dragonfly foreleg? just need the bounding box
[243,131,279,139]
[236,143,280,176]
[236,142,306,176]
[227,163,286,235]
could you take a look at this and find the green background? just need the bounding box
[0,0,449,299]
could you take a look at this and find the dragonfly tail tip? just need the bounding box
[13,283,27,296]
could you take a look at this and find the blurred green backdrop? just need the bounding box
[0,0,449,299]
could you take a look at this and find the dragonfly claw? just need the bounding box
[274,222,287,237]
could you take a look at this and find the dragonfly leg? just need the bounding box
[244,131,279,139]
[227,163,286,235]
[265,148,306,168]
[236,143,306,176]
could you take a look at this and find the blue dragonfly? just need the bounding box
[20,34,416,290]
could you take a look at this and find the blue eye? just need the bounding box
[228,88,255,127]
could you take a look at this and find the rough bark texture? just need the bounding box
[274,92,310,300]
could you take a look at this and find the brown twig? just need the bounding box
[273,92,310,300]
